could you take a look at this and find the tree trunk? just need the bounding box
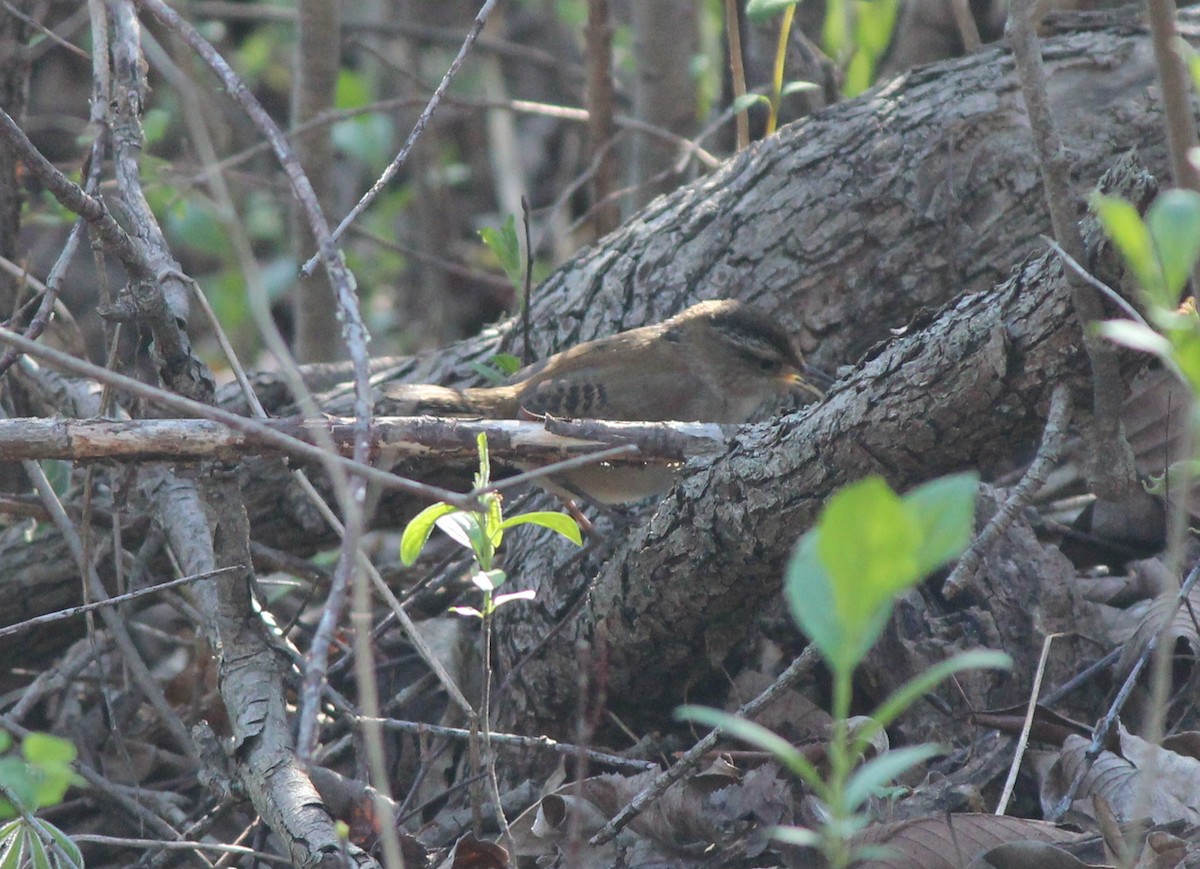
[291,0,342,362]
[630,0,700,208]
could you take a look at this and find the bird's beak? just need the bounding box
[782,364,834,401]
[803,363,836,390]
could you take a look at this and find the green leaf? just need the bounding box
[854,0,900,56]
[787,529,895,673]
[1177,36,1200,94]
[0,822,25,869]
[868,649,1011,735]
[468,353,524,385]
[781,80,820,96]
[731,93,769,115]
[399,502,459,566]
[493,589,537,609]
[676,706,827,794]
[823,0,848,57]
[21,736,73,767]
[844,744,944,810]
[478,215,523,288]
[471,569,507,592]
[770,826,821,846]
[142,108,171,147]
[1091,193,1166,305]
[1147,189,1200,302]
[747,0,802,22]
[334,69,370,110]
[786,532,850,671]
[844,49,873,96]
[164,196,226,258]
[467,361,509,385]
[26,827,46,869]
[818,476,921,616]
[0,732,11,754]
[788,473,983,675]
[0,757,34,816]
[28,772,74,815]
[491,353,522,376]
[1144,459,1200,495]
[498,511,583,546]
[1166,327,1200,395]
[903,472,979,577]
[483,492,504,552]
[435,511,487,556]
[333,114,394,173]
[1095,320,1175,365]
[31,819,81,869]
[475,432,492,489]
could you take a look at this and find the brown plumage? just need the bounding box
[375,300,827,503]
[376,299,823,422]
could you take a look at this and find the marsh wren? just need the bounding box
[376,299,827,502]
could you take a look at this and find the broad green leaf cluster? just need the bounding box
[1093,189,1200,396]
[0,733,80,822]
[680,472,1011,868]
[0,731,84,869]
[789,473,980,675]
[747,0,899,108]
[478,216,524,295]
[400,433,581,617]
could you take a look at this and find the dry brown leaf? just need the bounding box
[963,840,1111,869]
[1039,733,1200,827]
[508,761,794,866]
[847,813,1091,869]
[435,833,508,869]
[1122,368,1189,485]
[1112,583,1200,729]
[1130,829,1189,869]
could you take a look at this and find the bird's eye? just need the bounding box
[756,356,781,373]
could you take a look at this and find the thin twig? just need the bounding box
[0,107,147,277]
[0,417,719,467]
[181,94,718,192]
[521,195,533,366]
[132,14,378,761]
[1145,0,1200,193]
[357,717,657,770]
[725,0,749,150]
[944,384,1072,598]
[68,836,290,865]
[1049,559,1200,820]
[20,453,196,757]
[0,326,471,507]
[1042,236,1149,326]
[1,1,90,58]
[1006,0,1137,500]
[0,567,239,640]
[298,0,499,276]
[590,646,819,845]
[995,632,1063,815]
